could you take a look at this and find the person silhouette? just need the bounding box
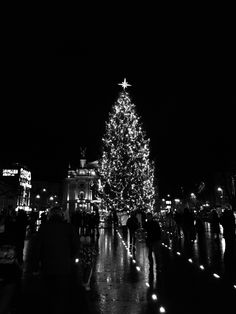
[220,208,236,283]
[143,212,162,271]
[210,209,220,240]
[36,206,79,313]
[126,211,139,248]
[182,208,196,241]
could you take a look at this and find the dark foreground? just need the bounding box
[9,223,236,314]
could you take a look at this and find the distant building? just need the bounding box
[63,157,101,220]
[0,163,31,211]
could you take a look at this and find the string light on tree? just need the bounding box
[98,79,156,213]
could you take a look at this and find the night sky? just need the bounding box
[1,12,235,197]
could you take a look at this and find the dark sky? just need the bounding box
[1,11,235,197]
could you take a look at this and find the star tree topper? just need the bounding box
[118,78,131,90]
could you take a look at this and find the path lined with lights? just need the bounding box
[116,229,167,313]
[22,225,235,314]
[161,229,236,291]
[113,226,235,314]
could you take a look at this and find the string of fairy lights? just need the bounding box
[98,83,155,214]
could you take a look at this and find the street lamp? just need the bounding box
[190,193,196,199]
[217,187,224,206]
[35,194,41,211]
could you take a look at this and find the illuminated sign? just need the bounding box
[19,168,31,189]
[2,169,18,176]
[20,168,31,181]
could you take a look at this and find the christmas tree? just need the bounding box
[99,79,155,213]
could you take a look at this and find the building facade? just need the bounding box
[0,163,31,211]
[63,158,101,220]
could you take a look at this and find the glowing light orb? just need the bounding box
[152,294,158,301]
[159,306,166,313]
[118,78,131,90]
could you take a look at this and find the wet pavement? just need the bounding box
[14,222,236,313]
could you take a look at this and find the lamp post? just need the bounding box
[35,194,41,211]
[217,187,223,206]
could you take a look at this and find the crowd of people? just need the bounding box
[171,206,236,245]
[0,206,100,313]
[172,206,236,279]
[0,207,28,313]
[0,204,235,313]
[109,209,163,272]
[70,207,100,238]
[114,206,236,279]
[0,205,163,312]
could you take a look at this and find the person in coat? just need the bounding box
[219,207,236,283]
[210,209,220,239]
[36,206,79,314]
[143,212,162,270]
[126,211,139,248]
